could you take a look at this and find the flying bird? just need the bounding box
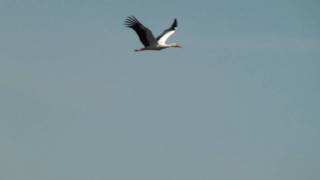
[124,16,181,51]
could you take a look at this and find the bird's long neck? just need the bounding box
[161,43,177,47]
[164,43,181,48]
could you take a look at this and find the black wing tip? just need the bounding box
[124,15,140,28]
[171,18,178,30]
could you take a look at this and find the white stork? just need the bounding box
[124,16,182,51]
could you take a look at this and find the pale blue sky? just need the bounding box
[0,0,319,180]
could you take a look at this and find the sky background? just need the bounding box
[0,0,320,180]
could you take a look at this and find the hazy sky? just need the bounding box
[0,0,319,180]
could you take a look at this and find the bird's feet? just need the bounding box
[134,48,144,52]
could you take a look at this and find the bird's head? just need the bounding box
[171,43,182,48]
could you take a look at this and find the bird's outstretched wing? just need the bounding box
[124,16,156,47]
[156,18,178,45]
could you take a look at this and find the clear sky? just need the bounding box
[0,0,319,180]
